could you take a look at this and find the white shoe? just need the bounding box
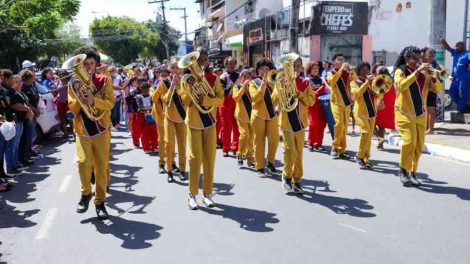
[202,194,215,208]
[188,194,199,210]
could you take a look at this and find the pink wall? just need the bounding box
[310,35,321,61]
[362,35,372,63]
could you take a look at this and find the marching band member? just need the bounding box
[68,48,114,220]
[393,46,443,187]
[151,72,167,174]
[273,55,315,194]
[351,62,387,169]
[249,58,279,177]
[161,58,187,183]
[180,49,223,210]
[327,53,357,159]
[305,61,328,152]
[373,65,396,150]
[219,57,240,157]
[232,70,254,167]
[136,82,158,153]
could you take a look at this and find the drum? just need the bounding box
[318,93,335,139]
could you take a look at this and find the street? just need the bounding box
[1,129,470,264]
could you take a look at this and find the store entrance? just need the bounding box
[320,35,363,66]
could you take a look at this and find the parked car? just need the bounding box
[35,92,61,142]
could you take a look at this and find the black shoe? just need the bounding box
[317,146,326,152]
[282,177,293,192]
[237,157,243,166]
[2,173,16,180]
[267,162,278,174]
[20,159,34,166]
[355,156,367,169]
[292,183,304,194]
[95,203,109,220]
[331,150,340,159]
[167,172,174,183]
[6,168,22,176]
[159,164,166,174]
[257,168,267,178]
[365,162,373,169]
[409,173,421,186]
[308,145,314,152]
[172,164,181,174]
[216,143,223,149]
[222,152,229,157]
[339,152,351,160]
[398,168,412,187]
[248,162,255,168]
[77,193,92,213]
[178,171,188,181]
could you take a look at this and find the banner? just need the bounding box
[310,1,368,35]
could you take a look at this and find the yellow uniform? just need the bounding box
[327,68,357,154]
[151,81,167,166]
[68,73,114,204]
[394,66,442,172]
[232,82,254,164]
[351,77,384,163]
[181,72,223,196]
[161,77,187,174]
[248,78,279,170]
[273,77,315,182]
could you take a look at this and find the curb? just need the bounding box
[385,132,470,164]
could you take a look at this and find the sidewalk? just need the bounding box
[386,121,470,163]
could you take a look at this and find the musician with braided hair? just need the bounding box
[393,46,443,187]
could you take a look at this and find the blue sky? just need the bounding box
[75,0,201,39]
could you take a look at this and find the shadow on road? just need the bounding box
[200,203,279,232]
[80,216,162,249]
[416,173,470,201]
[106,189,156,215]
[213,183,235,196]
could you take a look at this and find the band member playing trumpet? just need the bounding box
[272,54,315,194]
[249,58,279,177]
[327,53,357,159]
[393,46,443,187]
[161,58,187,183]
[351,62,390,169]
[179,49,223,210]
[219,57,240,157]
[232,70,254,167]
[67,47,114,220]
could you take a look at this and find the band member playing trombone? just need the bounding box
[161,58,187,183]
[351,62,390,169]
[249,58,279,177]
[393,46,443,187]
[66,47,114,220]
[327,53,357,159]
[272,54,315,194]
[179,49,223,210]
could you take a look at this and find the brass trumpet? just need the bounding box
[371,74,393,94]
[274,53,300,112]
[342,63,355,72]
[419,64,450,81]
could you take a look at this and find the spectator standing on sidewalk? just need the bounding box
[19,70,39,163]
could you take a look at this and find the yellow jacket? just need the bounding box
[180,73,224,130]
[68,74,115,138]
[272,77,315,132]
[326,68,357,107]
[248,78,278,120]
[351,78,384,120]
[161,80,186,124]
[150,80,166,126]
[394,66,443,122]
[232,82,252,123]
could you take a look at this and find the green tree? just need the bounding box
[42,23,85,62]
[89,16,160,65]
[145,20,182,61]
[0,0,80,71]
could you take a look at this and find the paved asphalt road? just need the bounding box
[1,128,470,264]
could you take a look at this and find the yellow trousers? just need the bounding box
[355,116,376,163]
[282,130,305,183]
[164,118,186,173]
[157,123,166,165]
[188,126,217,195]
[76,131,110,204]
[396,113,426,172]
[236,120,254,163]
[251,116,279,170]
[331,103,350,153]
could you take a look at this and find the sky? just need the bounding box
[74,0,201,40]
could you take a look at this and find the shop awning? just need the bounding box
[226,34,243,48]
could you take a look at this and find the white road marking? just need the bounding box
[34,208,58,240]
[58,175,73,193]
[338,223,367,233]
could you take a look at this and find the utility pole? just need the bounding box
[169,7,188,43]
[464,0,469,49]
[290,0,300,53]
[430,0,447,121]
[149,0,170,59]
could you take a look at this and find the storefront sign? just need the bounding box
[243,18,267,45]
[310,1,368,35]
